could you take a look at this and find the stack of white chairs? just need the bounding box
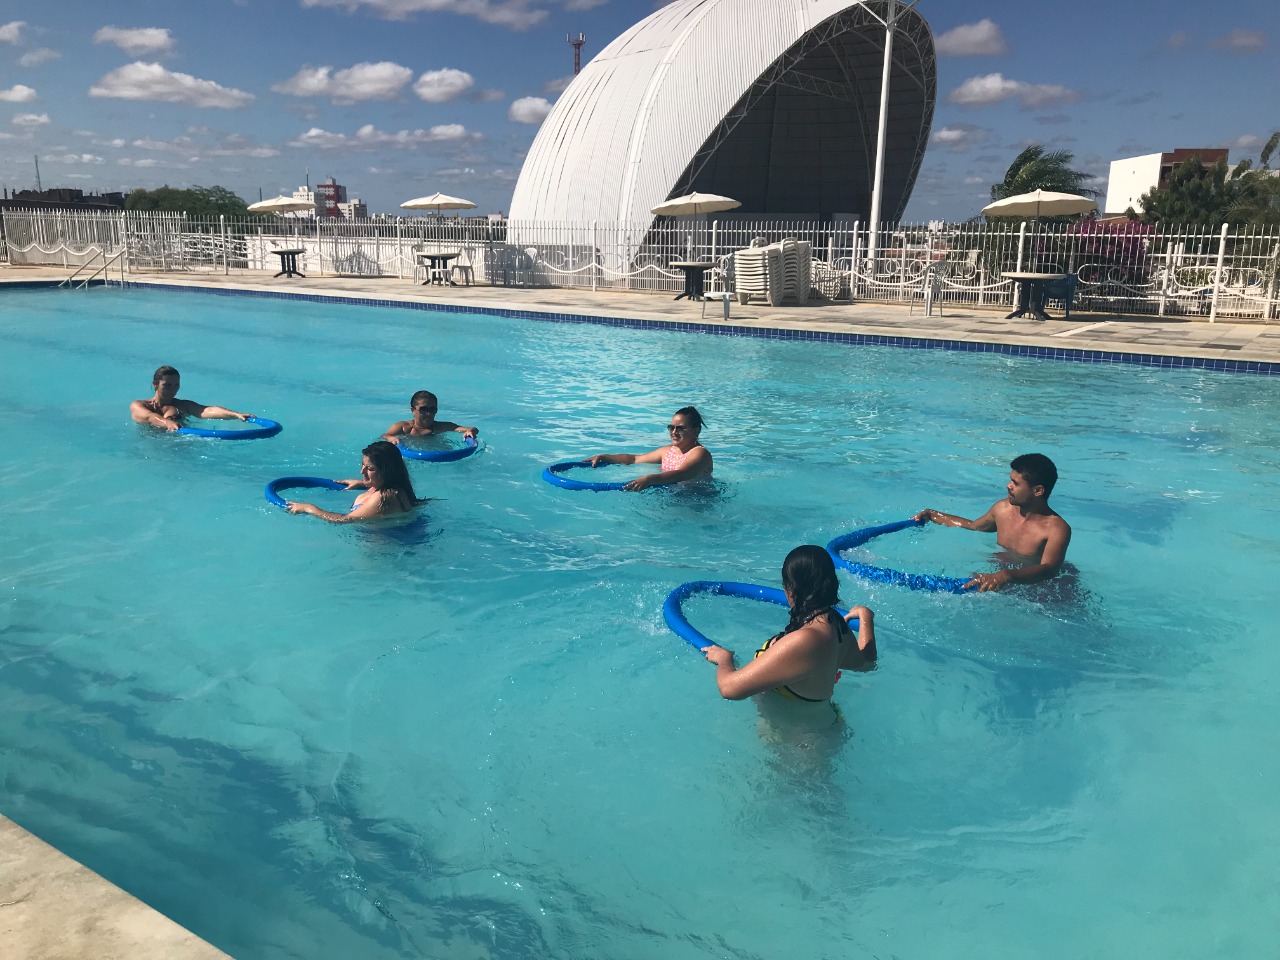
[733,244,785,305]
[733,240,812,306]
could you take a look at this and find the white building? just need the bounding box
[1104,148,1229,215]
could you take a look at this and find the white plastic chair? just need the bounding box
[701,258,733,320]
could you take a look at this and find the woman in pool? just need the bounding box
[286,441,421,523]
[588,406,713,492]
[383,390,478,443]
[702,546,876,711]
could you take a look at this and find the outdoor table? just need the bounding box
[418,252,460,285]
[1004,271,1067,320]
[271,248,306,278]
[671,261,714,300]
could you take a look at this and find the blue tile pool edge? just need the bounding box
[8,278,1279,377]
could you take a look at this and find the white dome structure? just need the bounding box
[509,0,936,229]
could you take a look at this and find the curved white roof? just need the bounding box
[509,0,935,227]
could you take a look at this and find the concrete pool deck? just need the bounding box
[1,815,231,960]
[4,264,1280,366]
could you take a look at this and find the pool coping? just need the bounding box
[0,814,233,960]
[6,274,1277,376]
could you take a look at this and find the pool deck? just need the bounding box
[0,814,231,960]
[4,264,1279,365]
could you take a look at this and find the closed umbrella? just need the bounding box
[400,193,477,215]
[982,190,1097,219]
[247,195,316,214]
[651,192,741,216]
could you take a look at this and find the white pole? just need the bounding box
[1209,222,1228,322]
[592,219,598,292]
[866,4,898,261]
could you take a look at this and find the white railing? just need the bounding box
[4,208,1278,321]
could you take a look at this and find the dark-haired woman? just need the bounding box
[588,406,713,491]
[702,546,876,707]
[286,441,421,522]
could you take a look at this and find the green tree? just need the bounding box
[1139,133,1280,226]
[125,185,251,217]
[989,145,1100,203]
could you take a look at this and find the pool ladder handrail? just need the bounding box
[58,249,126,290]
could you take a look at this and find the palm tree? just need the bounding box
[990,145,1100,202]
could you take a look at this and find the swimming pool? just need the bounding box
[2,286,1278,959]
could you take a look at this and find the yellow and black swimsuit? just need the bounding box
[753,609,849,702]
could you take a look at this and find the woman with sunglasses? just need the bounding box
[588,406,713,491]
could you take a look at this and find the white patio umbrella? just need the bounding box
[400,193,477,215]
[247,195,316,214]
[982,190,1097,219]
[651,192,741,217]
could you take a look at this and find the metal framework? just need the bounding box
[509,0,936,244]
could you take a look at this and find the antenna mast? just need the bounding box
[34,155,42,192]
[567,33,586,75]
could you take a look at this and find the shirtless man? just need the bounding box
[913,453,1071,592]
[130,366,251,431]
[382,390,478,443]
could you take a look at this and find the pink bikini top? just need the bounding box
[661,445,691,472]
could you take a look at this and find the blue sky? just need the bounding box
[1,0,1275,221]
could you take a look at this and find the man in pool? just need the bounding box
[383,390,478,443]
[130,365,252,431]
[912,453,1071,592]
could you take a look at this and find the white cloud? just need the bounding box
[12,112,50,127]
[1210,30,1267,53]
[948,73,1079,110]
[0,84,37,102]
[930,124,988,153]
[0,21,24,44]
[934,19,1007,57]
[273,61,413,103]
[19,47,60,67]
[508,96,551,124]
[1229,134,1264,152]
[299,0,546,30]
[413,68,475,103]
[50,153,105,164]
[89,62,254,108]
[93,26,174,56]
[119,157,168,168]
[128,131,279,157]
[543,75,573,95]
[288,123,481,150]
[564,0,606,9]
[1165,31,1189,51]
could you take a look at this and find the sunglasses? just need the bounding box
[667,423,692,434]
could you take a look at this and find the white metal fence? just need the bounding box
[3,208,1277,321]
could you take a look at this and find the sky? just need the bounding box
[0,0,1276,221]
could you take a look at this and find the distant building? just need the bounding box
[1104,148,1229,215]
[336,198,368,219]
[1,187,126,211]
[289,177,367,219]
[290,185,318,217]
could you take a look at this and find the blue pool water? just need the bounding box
[2,287,1279,959]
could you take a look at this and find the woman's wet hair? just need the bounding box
[673,406,705,431]
[153,365,179,385]
[410,390,438,410]
[362,440,420,503]
[780,545,841,634]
